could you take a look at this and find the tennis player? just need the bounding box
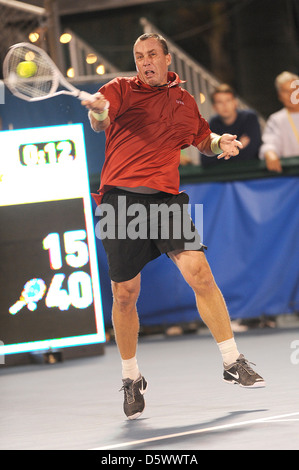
[83,33,265,420]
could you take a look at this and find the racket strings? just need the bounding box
[3,42,94,102]
[5,45,58,99]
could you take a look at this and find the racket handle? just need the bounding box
[78,90,97,101]
[78,91,110,109]
[9,300,26,315]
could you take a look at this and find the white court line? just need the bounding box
[91,411,299,450]
[264,419,299,423]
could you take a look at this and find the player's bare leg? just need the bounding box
[111,273,141,361]
[168,249,265,388]
[168,250,233,343]
[111,273,148,419]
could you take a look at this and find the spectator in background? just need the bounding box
[259,71,299,172]
[201,84,261,167]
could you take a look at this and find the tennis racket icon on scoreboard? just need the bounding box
[3,41,109,108]
[9,278,47,315]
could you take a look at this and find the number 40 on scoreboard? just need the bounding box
[43,230,93,311]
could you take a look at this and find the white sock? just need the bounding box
[121,356,140,381]
[217,338,240,366]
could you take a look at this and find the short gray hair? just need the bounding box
[275,71,299,91]
[134,33,169,55]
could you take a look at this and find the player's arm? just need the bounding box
[81,93,110,132]
[88,111,110,132]
[197,133,243,159]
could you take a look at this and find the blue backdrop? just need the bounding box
[93,176,299,327]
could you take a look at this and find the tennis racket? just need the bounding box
[9,278,47,315]
[3,42,105,104]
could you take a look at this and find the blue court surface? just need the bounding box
[1,321,299,450]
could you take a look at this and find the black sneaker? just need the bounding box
[120,375,147,420]
[223,354,265,388]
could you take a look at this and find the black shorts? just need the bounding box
[96,188,206,282]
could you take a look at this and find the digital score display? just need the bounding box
[19,139,76,166]
[0,124,105,358]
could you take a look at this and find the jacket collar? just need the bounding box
[134,71,185,90]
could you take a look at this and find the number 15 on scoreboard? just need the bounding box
[43,229,93,311]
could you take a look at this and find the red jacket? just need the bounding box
[95,72,211,201]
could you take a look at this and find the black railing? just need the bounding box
[179,156,299,184]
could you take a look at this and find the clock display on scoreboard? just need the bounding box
[19,139,76,166]
[0,124,105,357]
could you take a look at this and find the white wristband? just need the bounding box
[91,109,109,121]
[211,135,222,154]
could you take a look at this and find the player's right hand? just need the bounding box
[81,92,109,114]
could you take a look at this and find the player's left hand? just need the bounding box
[217,134,243,160]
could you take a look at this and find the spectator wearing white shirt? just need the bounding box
[259,71,299,172]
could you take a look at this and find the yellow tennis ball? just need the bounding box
[16,61,37,78]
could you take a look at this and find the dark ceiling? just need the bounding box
[15,0,169,16]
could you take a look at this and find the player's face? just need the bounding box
[134,38,171,87]
[212,93,238,119]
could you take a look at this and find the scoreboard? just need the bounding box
[0,124,105,361]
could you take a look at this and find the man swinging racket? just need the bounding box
[82,33,265,420]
